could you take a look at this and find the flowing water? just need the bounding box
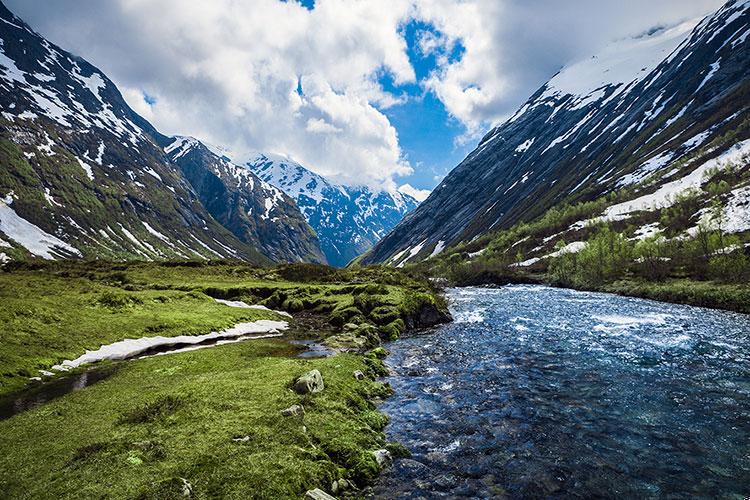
[374,286,750,499]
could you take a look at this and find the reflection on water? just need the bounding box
[375,286,750,498]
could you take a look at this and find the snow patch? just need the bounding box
[51,320,288,370]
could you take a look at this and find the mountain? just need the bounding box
[240,152,420,267]
[362,0,750,266]
[164,137,326,264]
[0,2,322,264]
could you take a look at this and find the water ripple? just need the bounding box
[374,285,750,499]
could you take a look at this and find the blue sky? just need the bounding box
[377,21,474,190]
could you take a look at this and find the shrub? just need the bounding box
[118,395,184,424]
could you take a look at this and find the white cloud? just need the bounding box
[415,0,723,138]
[399,183,431,202]
[7,0,725,186]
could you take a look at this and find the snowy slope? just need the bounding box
[0,2,318,264]
[364,0,750,265]
[236,152,420,267]
[165,138,326,263]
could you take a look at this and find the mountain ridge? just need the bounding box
[362,0,750,266]
[0,1,322,264]
[237,151,420,266]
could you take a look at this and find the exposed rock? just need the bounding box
[232,435,250,443]
[373,449,393,469]
[303,488,336,500]
[353,370,365,380]
[178,478,193,498]
[281,404,305,417]
[404,304,453,330]
[330,478,354,494]
[293,369,324,394]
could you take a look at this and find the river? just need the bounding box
[374,285,750,498]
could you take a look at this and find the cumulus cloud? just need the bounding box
[7,0,724,186]
[398,183,431,202]
[415,0,723,138]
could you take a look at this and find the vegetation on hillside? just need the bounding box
[416,140,750,313]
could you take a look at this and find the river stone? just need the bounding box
[353,370,365,380]
[294,369,324,394]
[303,488,335,500]
[281,404,304,417]
[373,449,393,468]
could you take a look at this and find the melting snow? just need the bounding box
[214,299,293,318]
[0,197,80,258]
[51,319,288,370]
[604,139,750,220]
[75,157,95,181]
[722,185,750,233]
[515,138,535,153]
[429,240,446,258]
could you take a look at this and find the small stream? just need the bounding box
[375,285,750,498]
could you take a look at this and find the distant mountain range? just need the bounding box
[362,0,750,266]
[0,1,419,266]
[238,152,419,267]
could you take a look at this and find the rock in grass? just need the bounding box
[293,369,324,394]
[331,478,354,494]
[372,449,393,468]
[281,404,305,417]
[353,370,365,380]
[304,488,336,500]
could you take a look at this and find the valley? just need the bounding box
[1,0,749,498]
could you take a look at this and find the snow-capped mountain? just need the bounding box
[164,138,325,264]
[241,152,420,267]
[0,2,323,264]
[363,0,750,265]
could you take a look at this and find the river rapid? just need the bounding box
[374,285,750,499]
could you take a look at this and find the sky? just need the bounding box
[6,0,723,200]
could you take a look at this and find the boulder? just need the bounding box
[353,370,365,380]
[294,369,324,394]
[372,449,393,469]
[303,488,336,500]
[281,404,305,417]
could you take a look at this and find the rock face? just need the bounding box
[245,153,421,267]
[164,137,326,264]
[363,0,750,265]
[0,3,322,264]
[293,370,324,394]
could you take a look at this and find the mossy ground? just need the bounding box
[0,261,447,498]
[0,261,443,396]
[0,338,392,499]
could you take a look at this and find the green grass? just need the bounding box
[0,338,392,499]
[0,261,445,397]
[0,270,275,395]
[601,278,750,314]
[0,261,448,498]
